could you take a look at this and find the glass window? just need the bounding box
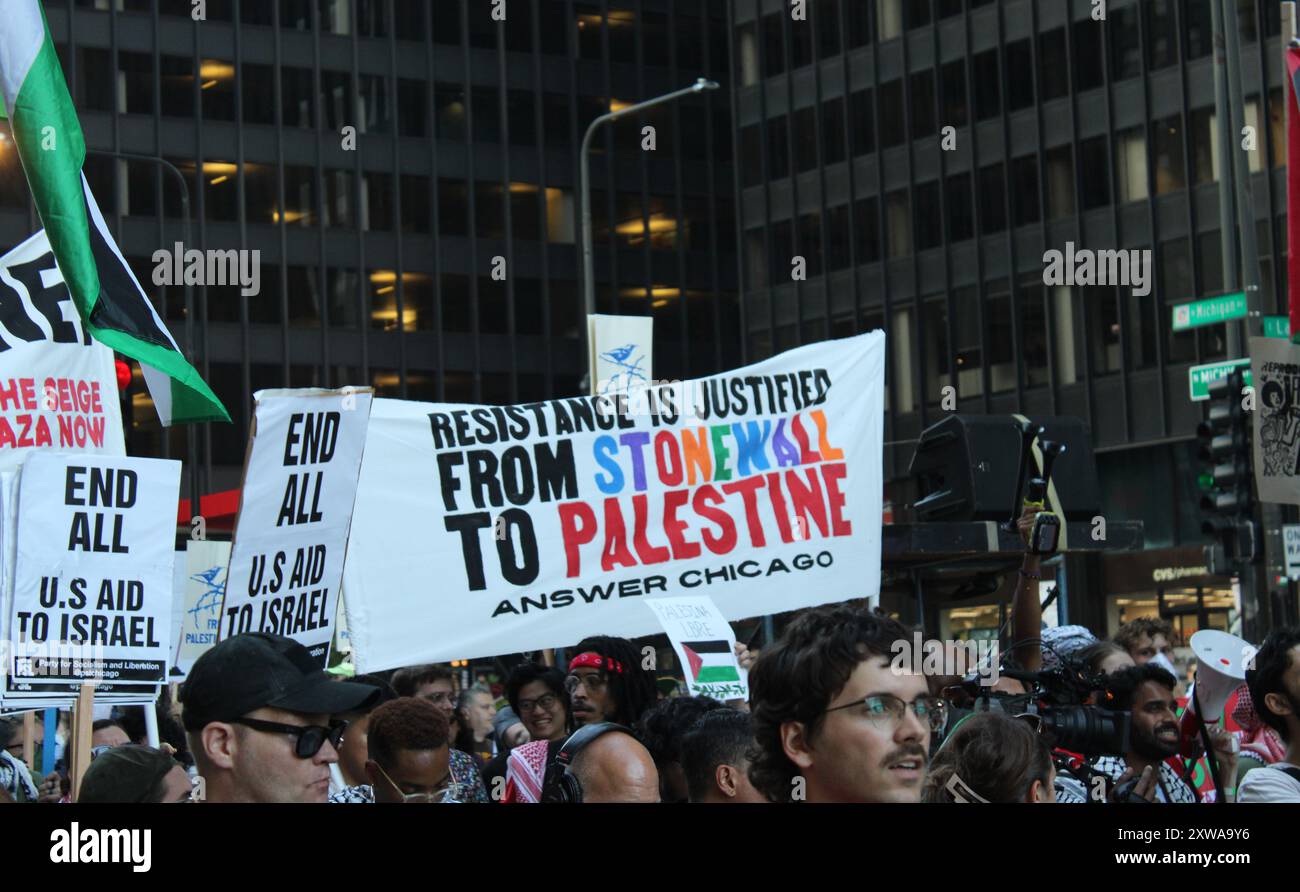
[1087,286,1122,375]
[1185,0,1214,60]
[848,2,872,46]
[978,164,1006,234]
[826,204,851,271]
[923,297,951,407]
[1146,0,1178,70]
[877,0,903,41]
[321,71,353,131]
[855,196,881,263]
[986,285,1015,393]
[1190,107,1217,184]
[762,13,785,78]
[768,115,790,179]
[1115,127,1148,204]
[798,212,823,278]
[822,98,846,165]
[1073,18,1105,91]
[200,58,237,121]
[323,168,354,228]
[817,0,842,58]
[941,61,967,129]
[880,80,905,148]
[401,174,431,234]
[242,62,277,126]
[1011,156,1039,227]
[437,85,468,140]
[886,190,911,259]
[851,89,875,156]
[914,182,942,251]
[1020,281,1049,388]
[357,74,391,135]
[1079,136,1110,210]
[794,107,819,173]
[1109,5,1142,81]
[945,173,973,242]
[160,55,195,118]
[911,71,936,139]
[281,65,315,128]
[1039,29,1069,101]
[1006,40,1034,112]
[1152,115,1186,195]
[398,79,428,138]
[973,50,1000,120]
[1045,145,1075,219]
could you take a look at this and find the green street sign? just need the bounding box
[1189,358,1251,402]
[1264,316,1291,339]
[1172,292,1247,332]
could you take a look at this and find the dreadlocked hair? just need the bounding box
[572,635,658,726]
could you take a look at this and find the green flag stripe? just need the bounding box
[696,665,741,684]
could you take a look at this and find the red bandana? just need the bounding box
[568,652,624,674]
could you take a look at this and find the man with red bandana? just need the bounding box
[565,635,659,729]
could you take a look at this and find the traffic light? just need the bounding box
[1197,368,1258,565]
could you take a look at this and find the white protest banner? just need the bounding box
[589,314,652,397]
[343,332,884,671]
[7,454,181,686]
[645,596,748,701]
[170,539,231,681]
[1253,337,1300,504]
[0,231,125,472]
[220,388,373,667]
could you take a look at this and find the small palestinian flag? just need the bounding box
[681,640,741,684]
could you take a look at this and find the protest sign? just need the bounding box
[170,539,231,680]
[343,332,885,671]
[589,314,652,397]
[6,453,181,687]
[0,231,125,472]
[645,596,748,701]
[1253,336,1300,504]
[220,388,373,667]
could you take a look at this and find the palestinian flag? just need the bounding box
[681,640,741,684]
[1287,47,1300,344]
[0,1,227,425]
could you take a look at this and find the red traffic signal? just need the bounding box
[115,358,132,392]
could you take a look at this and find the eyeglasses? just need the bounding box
[228,717,348,759]
[423,691,455,706]
[823,694,947,733]
[517,693,560,714]
[373,762,465,803]
[565,673,605,695]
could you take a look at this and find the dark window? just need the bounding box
[978,164,1006,233]
[160,55,194,118]
[243,63,277,126]
[791,12,814,69]
[817,0,842,58]
[911,70,936,139]
[1185,0,1213,60]
[1110,5,1142,81]
[438,179,468,237]
[1006,40,1034,112]
[850,89,875,155]
[1146,0,1178,70]
[768,115,790,179]
[400,174,431,234]
[794,107,819,173]
[879,80,905,148]
[437,85,468,140]
[358,74,391,135]
[77,48,112,112]
[854,197,881,262]
[398,79,428,138]
[941,60,967,128]
[507,89,536,147]
[973,51,1000,120]
[822,98,846,165]
[200,58,237,121]
[280,65,315,128]
[945,172,973,242]
[1039,29,1069,101]
[905,0,931,30]
[1152,114,1186,195]
[741,125,763,187]
[1079,136,1110,210]
[763,13,785,78]
[847,1,872,46]
[826,204,851,271]
[914,182,942,250]
[1073,18,1105,90]
[798,212,823,277]
[1011,156,1039,226]
[1045,145,1075,219]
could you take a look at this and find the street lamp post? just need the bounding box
[579,78,719,389]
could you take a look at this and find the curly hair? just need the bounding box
[681,708,755,802]
[1105,662,1177,711]
[746,605,915,802]
[1113,617,1174,655]
[390,664,453,698]
[1246,626,1300,743]
[636,695,725,768]
[367,696,450,771]
[924,712,1053,803]
[571,635,658,726]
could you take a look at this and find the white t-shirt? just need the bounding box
[1237,762,1300,803]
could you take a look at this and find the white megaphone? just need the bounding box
[1178,629,1257,758]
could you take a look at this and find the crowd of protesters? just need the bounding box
[3,510,1298,805]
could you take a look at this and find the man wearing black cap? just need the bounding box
[78,745,194,803]
[180,632,379,803]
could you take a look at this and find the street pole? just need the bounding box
[85,151,201,521]
[579,78,719,392]
[1211,0,1242,357]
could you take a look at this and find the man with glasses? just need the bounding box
[391,664,457,719]
[332,697,467,803]
[748,605,942,803]
[565,635,658,728]
[180,632,380,803]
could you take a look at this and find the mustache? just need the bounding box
[882,743,929,770]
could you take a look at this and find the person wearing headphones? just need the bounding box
[539,722,659,804]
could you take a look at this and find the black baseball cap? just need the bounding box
[180,633,380,732]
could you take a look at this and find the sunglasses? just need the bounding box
[228,717,348,759]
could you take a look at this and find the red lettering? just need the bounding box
[785,467,829,538]
[691,485,736,554]
[821,463,852,536]
[88,415,105,447]
[653,430,683,487]
[662,489,701,560]
[57,378,72,412]
[76,380,91,413]
[557,501,598,578]
[630,494,671,565]
[0,417,13,448]
[600,499,637,572]
[34,416,51,447]
[89,381,102,413]
[764,472,795,543]
[19,378,35,411]
[721,476,768,548]
[0,380,18,411]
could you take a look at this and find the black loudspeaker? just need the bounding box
[907,415,1101,522]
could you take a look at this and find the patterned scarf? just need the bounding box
[503,738,551,803]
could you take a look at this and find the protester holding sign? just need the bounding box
[180,633,379,803]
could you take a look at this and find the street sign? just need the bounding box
[1172,292,1248,332]
[1264,316,1291,339]
[1283,525,1300,580]
[1188,358,1251,401]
